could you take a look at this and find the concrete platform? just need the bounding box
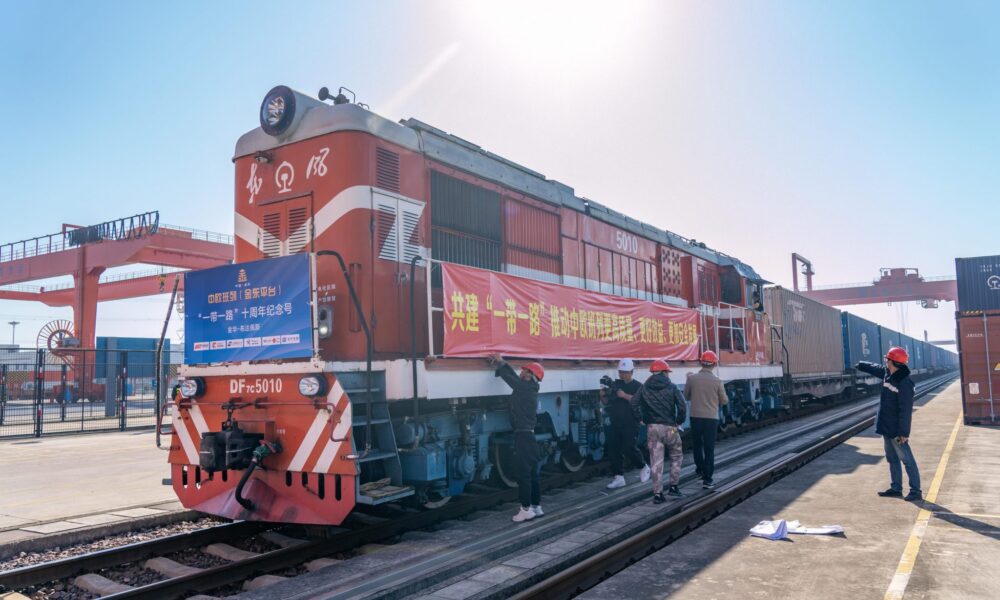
[581,380,998,600]
[0,430,189,554]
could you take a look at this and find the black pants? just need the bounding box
[690,417,718,482]
[607,424,645,476]
[513,431,541,507]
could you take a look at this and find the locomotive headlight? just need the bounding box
[179,377,205,399]
[260,85,296,136]
[298,375,327,397]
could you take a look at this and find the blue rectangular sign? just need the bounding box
[184,254,313,364]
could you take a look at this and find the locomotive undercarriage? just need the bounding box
[373,387,604,507]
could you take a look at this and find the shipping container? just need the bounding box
[957,313,1000,424]
[764,287,844,376]
[841,312,882,370]
[956,255,1000,315]
[899,334,916,371]
[912,337,927,371]
[880,326,901,362]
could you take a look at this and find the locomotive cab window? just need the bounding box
[720,267,743,306]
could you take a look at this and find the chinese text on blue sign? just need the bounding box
[184,254,313,364]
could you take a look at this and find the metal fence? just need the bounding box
[0,349,179,439]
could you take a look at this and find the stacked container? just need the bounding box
[955,255,1000,425]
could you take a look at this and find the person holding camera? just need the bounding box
[602,359,652,490]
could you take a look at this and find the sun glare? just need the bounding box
[456,1,651,70]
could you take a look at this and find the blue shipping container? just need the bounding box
[842,312,883,370]
[912,339,926,371]
[94,336,169,379]
[880,326,901,362]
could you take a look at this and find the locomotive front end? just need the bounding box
[169,253,359,524]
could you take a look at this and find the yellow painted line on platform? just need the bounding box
[884,412,963,600]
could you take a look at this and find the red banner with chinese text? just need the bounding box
[442,263,699,360]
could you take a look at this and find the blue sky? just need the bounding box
[1,1,997,346]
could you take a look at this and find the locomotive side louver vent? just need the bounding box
[376,201,398,261]
[286,207,310,254]
[399,201,422,264]
[261,212,282,257]
[376,148,400,193]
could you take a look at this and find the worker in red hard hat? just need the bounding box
[685,350,728,489]
[633,359,687,503]
[487,353,544,522]
[856,346,921,501]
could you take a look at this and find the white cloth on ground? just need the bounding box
[750,519,844,540]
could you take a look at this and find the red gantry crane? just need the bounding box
[0,211,233,350]
[791,253,958,340]
[791,253,958,307]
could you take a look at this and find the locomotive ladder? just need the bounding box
[339,370,414,505]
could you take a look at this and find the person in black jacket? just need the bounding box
[634,359,687,503]
[602,358,651,490]
[488,353,545,522]
[857,346,922,501]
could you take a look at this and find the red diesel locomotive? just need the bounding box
[169,85,783,525]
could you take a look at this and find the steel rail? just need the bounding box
[509,374,954,600]
[0,373,953,598]
[307,374,954,600]
[99,463,605,600]
[0,521,265,590]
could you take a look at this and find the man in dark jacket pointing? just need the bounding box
[857,346,921,501]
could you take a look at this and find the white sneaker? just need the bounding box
[607,475,627,489]
[531,505,544,517]
[640,465,651,483]
[512,507,535,522]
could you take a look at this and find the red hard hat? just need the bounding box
[650,359,672,373]
[886,346,909,364]
[700,350,719,364]
[522,362,545,381]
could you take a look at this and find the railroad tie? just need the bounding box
[73,574,134,596]
[260,531,308,548]
[202,543,260,562]
[305,558,342,572]
[243,574,288,591]
[357,543,390,555]
[144,557,204,578]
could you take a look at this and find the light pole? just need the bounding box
[7,321,19,345]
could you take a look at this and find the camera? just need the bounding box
[600,375,616,389]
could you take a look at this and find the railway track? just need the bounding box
[512,373,956,599]
[0,373,954,600]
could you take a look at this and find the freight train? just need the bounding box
[167,85,957,525]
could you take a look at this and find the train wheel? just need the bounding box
[492,443,519,488]
[560,444,586,473]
